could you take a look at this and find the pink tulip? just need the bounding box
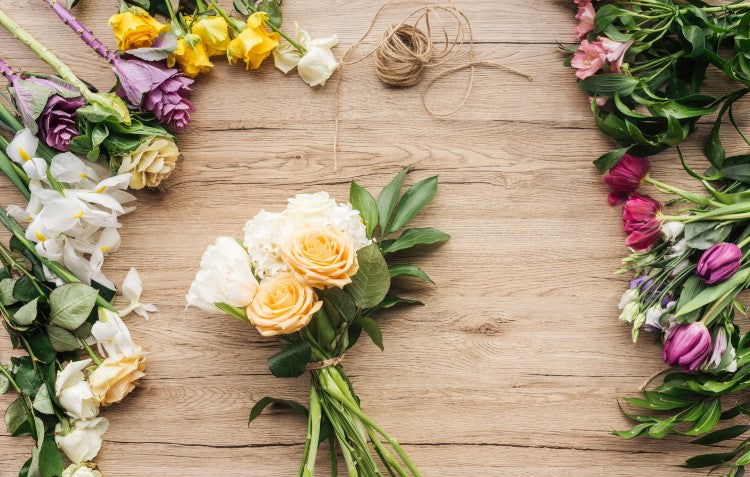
[663,323,711,372]
[604,154,650,205]
[598,36,634,72]
[571,40,607,80]
[622,194,662,251]
[574,3,596,40]
[696,243,742,285]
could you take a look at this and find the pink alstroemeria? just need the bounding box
[598,36,634,72]
[571,40,606,80]
[574,3,595,40]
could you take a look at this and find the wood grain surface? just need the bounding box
[0,1,743,475]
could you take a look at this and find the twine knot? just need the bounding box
[307,354,345,370]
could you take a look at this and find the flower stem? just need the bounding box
[208,0,243,33]
[42,0,117,63]
[79,338,102,366]
[0,7,94,100]
[0,362,22,394]
[237,0,307,54]
[645,176,723,208]
[302,385,322,476]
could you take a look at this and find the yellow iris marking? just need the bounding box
[95,186,106,193]
[19,147,30,162]
[73,210,84,219]
[100,246,111,252]
[79,173,87,179]
[35,230,46,241]
[25,216,32,222]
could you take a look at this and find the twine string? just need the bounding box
[306,354,345,370]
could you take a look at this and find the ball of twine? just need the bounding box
[375,23,433,87]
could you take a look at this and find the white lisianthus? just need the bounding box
[56,359,100,420]
[661,221,685,242]
[187,236,259,312]
[643,305,664,333]
[273,24,339,87]
[119,267,157,319]
[618,301,639,323]
[62,463,102,477]
[243,210,289,279]
[91,308,138,358]
[617,288,638,309]
[55,417,109,464]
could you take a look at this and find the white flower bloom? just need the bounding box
[284,192,337,223]
[671,258,691,277]
[661,222,685,242]
[617,289,638,309]
[643,305,663,332]
[187,237,259,312]
[55,417,108,464]
[119,268,157,319]
[667,238,689,258]
[7,128,38,164]
[56,359,100,420]
[91,308,138,358]
[618,301,639,323]
[62,463,102,477]
[243,210,290,279]
[273,24,339,87]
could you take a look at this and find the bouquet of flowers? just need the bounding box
[187,169,449,476]
[564,0,750,172]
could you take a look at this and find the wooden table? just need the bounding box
[0,1,733,475]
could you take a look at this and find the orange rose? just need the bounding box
[279,226,359,289]
[246,273,322,337]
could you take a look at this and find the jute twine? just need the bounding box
[306,354,345,370]
[333,0,533,168]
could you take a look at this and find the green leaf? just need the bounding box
[248,396,308,426]
[32,384,54,415]
[234,0,250,15]
[612,422,652,438]
[0,373,8,395]
[387,176,438,234]
[685,222,732,250]
[682,25,706,58]
[267,341,311,378]
[359,317,383,350]
[5,397,30,436]
[381,227,449,254]
[13,276,39,302]
[49,283,98,331]
[26,331,55,364]
[257,0,282,28]
[0,278,18,306]
[377,295,423,310]
[13,358,42,397]
[37,436,63,477]
[345,244,390,309]
[684,398,722,436]
[350,181,378,239]
[318,287,356,322]
[13,298,39,326]
[594,147,631,173]
[691,425,750,445]
[377,169,408,236]
[684,451,738,468]
[46,325,80,352]
[677,269,750,317]
[578,74,639,98]
[388,264,433,283]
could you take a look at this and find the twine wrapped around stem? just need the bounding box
[306,354,345,370]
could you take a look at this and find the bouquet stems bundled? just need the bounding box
[188,169,449,475]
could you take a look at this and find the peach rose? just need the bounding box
[246,273,322,337]
[88,352,146,406]
[279,226,359,289]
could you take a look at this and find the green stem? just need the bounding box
[645,176,722,208]
[19,335,39,372]
[0,243,46,297]
[319,397,358,477]
[208,0,243,32]
[239,0,307,54]
[301,385,322,477]
[0,362,37,437]
[0,8,93,101]
[79,338,102,366]
[0,362,22,393]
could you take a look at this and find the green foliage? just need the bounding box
[345,244,390,309]
[267,341,311,378]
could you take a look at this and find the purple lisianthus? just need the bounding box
[38,94,86,151]
[114,58,195,130]
[663,322,711,372]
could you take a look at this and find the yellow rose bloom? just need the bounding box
[108,10,169,51]
[117,136,180,190]
[246,273,322,337]
[89,352,146,406]
[168,36,214,78]
[190,16,231,57]
[227,12,280,70]
[280,226,359,289]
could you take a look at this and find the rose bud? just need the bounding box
[622,194,662,251]
[663,322,711,372]
[696,242,742,285]
[604,154,650,206]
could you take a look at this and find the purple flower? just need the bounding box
[38,94,86,151]
[696,242,742,285]
[114,58,195,130]
[663,322,711,372]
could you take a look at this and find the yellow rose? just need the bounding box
[246,273,322,337]
[118,136,180,189]
[190,16,231,57]
[280,225,359,289]
[89,352,146,406]
[108,10,169,51]
[168,37,214,78]
[227,12,280,70]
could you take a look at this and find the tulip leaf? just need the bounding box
[387,176,438,234]
[13,298,38,326]
[49,283,98,331]
[594,147,631,173]
[32,385,54,415]
[4,397,30,436]
[685,222,732,250]
[248,396,308,426]
[345,244,390,309]
[350,181,378,239]
[676,269,750,317]
[377,169,408,236]
[267,341,311,378]
[381,227,449,255]
[388,264,433,283]
[358,317,383,351]
[46,325,80,353]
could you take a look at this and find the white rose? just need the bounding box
[56,359,99,420]
[62,463,102,477]
[187,236,259,312]
[273,24,339,87]
[283,192,336,224]
[55,417,109,464]
[283,192,369,249]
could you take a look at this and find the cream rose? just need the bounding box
[279,225,358,289]
[246,272,322,336]
[117,136,179,189]
[55,417,108,464]
[89,352,146,406]
[62,463,102,477]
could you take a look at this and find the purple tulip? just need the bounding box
[38,94,86,151]
[696,242,742,285]
[663,322,711,372]
[114,58,195,130]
